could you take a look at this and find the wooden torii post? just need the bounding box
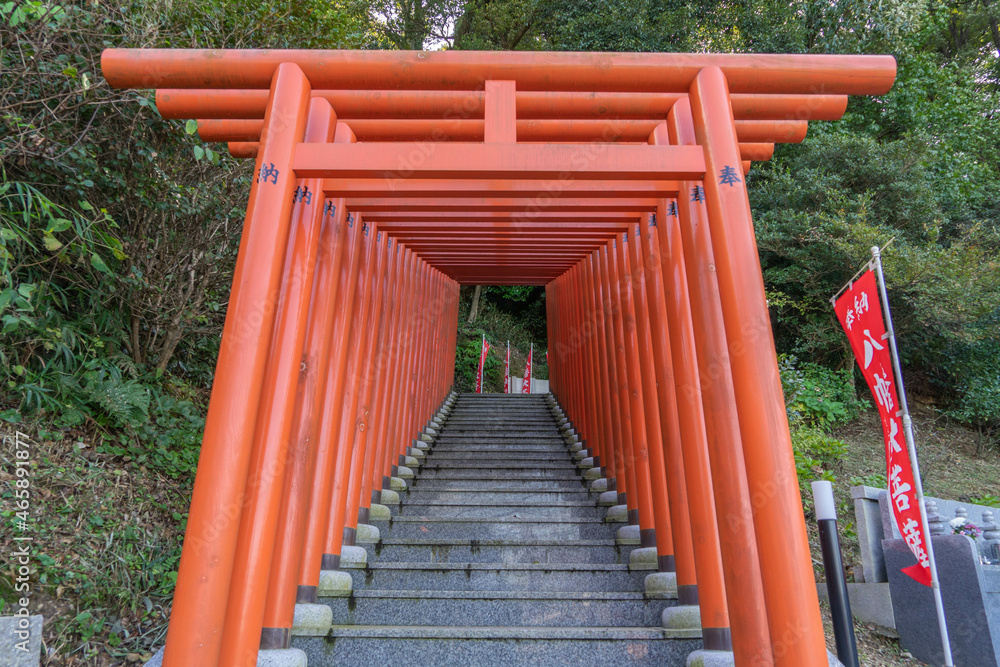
[101,48,895,667]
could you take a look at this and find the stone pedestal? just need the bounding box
[883,534,1000,666]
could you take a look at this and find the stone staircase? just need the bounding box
[292,393,702,666]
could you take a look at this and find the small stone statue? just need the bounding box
[983,511,1000,542]
[982,510,1000,565]
[926,500,948,535]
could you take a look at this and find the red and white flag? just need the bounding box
[521,344,532,394]
[475,334,490,394]
[503,341,510,394]
[835,270,931,586]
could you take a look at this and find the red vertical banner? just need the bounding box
[504,341,510,394]
[475,334,490,394]
[521,344,532,394]
[834,270,932,586]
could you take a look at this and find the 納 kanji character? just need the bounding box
[293,185,312,205]
[257,162,279,184]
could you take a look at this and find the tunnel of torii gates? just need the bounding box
[101,49,896,667]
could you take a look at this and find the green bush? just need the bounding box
[791,425,850,492]
[779,354,866,430]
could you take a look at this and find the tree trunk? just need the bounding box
[467,285,482,324]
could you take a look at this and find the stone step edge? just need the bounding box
[320,625,702,640]
[399,501,597,508]
[378,539,619,546]
[345,562,634,572]
[322,589,651,601]
[376,517,603,523]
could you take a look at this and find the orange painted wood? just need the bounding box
[292,142,705,181]
[160,63,310,667]
[691,67,826,665]
[103,49,896,95]
[203,118,805,143]
[667,97,773,665]
[218,98,336,666]
[159,88,848,122]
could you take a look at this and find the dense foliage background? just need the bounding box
[1,0,999,663]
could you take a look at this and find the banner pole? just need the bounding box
[870,245,953,667]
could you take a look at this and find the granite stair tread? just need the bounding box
[294,393,701,666]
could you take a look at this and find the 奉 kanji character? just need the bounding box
[666,201,678,217]
[690,185,705,203]
[719,165,742,187]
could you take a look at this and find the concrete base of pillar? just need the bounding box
[419,433,434,443]
[583,467,602,481]
[369,503,391,520]
[605,504,628,522]
[617,524,641,545]
[380,489,400,505]
[389,476,408,491]
[402,455,420,468]
[565,435,580,446]
[629,546,658,569]
[356,523,380,544]
[576,456,594,468]
[663,605,701,630]
[407,447,426,459]
[686,649,842,667]
[686,650,735,667]
[589,478,608,492]
[258,649,308,667]
[645,572,678,598]
[597,489,617,506]
[397,465,414,479]
[291,603,333,637]
[341,545,368,566]
[568,442,584,452]
[317,569,352,596]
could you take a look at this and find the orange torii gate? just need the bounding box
[101,49,896,667]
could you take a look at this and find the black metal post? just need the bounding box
[812,481,859,667]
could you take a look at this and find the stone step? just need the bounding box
[430,445,569,454]
[321,590,672,627]
[418,462,576,471]
[431,437,567,446]
[409,478,587,490]
[347,562,647,591]
[365,539,632,565]
[405,489,593,503]
[424,452,573,462]
[292,627,701,666]
[415,469,580,481]
[396,501,603,520]
[375,516,614,539]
